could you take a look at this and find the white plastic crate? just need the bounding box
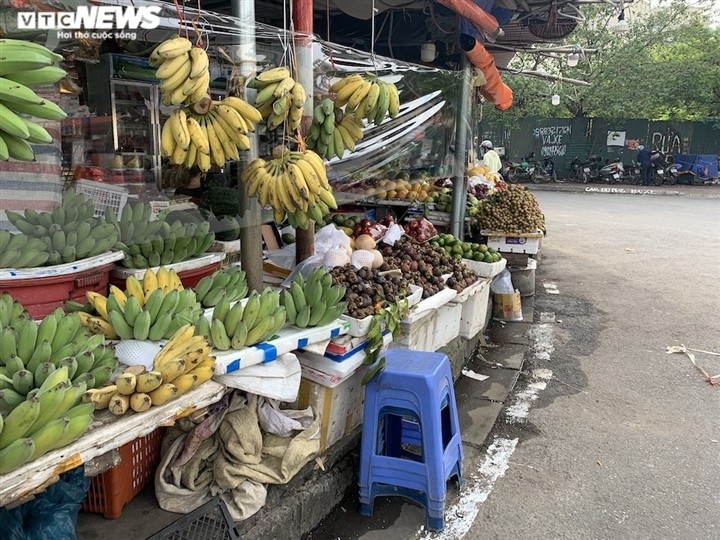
[74,180,129,219]
[481,229,544,255]
[452,278,492,339]
[391,301,461,351]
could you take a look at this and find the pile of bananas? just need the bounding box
[194,266,248,308]
[249,67,306,131]
[149,36,210,106]
[0,231,48,269]
[241,147,337,229]
[307,100,364,160]
[80,269,201,342]
[0,298,117,413]
[0,365,95,474]
[85,324,216,415]
[331,74,400,126]
[195,288,286,351]
[0,39,67,161]
[161,97,262,171]
[106,203,214,268]
[4,189,119,267]
[281,268,347,328]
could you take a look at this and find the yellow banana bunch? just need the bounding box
[240,147,337,229]
[160,98,261,171]
[330,74,400,126]
[150,36,210,106]
[248,67,306,132]
[80,267,200,342]
[0,39,67,161]
[87,325,216,416]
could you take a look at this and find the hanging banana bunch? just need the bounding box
[240,147,337,229]
[0,39,67,161]
[149,36,211,106]
[330,73,400,126]
[307,98,364,160]
[160,96,262,171]
[248,67,307,131]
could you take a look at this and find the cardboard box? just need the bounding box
[295,368,366,451]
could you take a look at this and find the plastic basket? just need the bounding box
[75,179,129,218]
[146,498,240,539]
[83,428,164,519]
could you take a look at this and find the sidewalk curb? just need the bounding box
[528,184,720,198]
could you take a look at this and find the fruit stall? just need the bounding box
[0,1,547,535]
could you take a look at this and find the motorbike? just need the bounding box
[504,153,556,184]
[596,158,624,184]
[650,151,677,186]
[623,161,642,185]
[569,157,584,182]
[583,155,603,183]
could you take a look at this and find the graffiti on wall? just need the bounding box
[533,124,572,157]
[651,129,683,154]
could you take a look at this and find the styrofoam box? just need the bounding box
[462,257,507,279]
[391,301,462,351]
[450,278,492,339]
[294,367,366,451]
[339,285,423,338]
[481,230,543,255]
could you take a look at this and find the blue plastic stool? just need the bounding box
[358,349,463,531]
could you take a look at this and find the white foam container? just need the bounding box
[462,257,507,278]
[450,278,492,339]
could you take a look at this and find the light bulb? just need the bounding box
[615,20,630,32]
[551,94,560,106]
[567,52,580,67]
[421,42,436,63]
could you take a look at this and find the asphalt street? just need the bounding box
[466,191,720,540]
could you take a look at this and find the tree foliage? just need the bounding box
[484,0,720,121]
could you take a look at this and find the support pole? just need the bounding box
[232,0,264,292]
[450,55,473,239]
[293,0,315,264]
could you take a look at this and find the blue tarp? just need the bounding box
[673,154,718,180]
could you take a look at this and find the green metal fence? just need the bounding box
[479,117,720,178]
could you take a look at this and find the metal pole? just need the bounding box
[232,0,264,293]
[293,0,315,263]
[450,55,472,239]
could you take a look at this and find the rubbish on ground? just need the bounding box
[461,369,489,382]
[666,345,720,387]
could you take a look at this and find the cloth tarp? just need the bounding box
[155,392,320,521]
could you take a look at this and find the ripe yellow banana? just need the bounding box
[188,47,209,79]
[186,116,210,155]
[130,392,152,412]
[148,383,178,406]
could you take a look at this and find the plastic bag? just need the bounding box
[281,225,351,286]
[381,223,404,246]
[491,268,514,294]
[0,467,90,540]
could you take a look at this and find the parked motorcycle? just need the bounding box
[623,161,642,185]
[584,155,603,183]
[596,158,624,184]
[650,151,677,186]
[541,157,558,182]
[569,156,584,182]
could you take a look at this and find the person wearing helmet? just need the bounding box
[479,140,502,173]
[637,144,652,186]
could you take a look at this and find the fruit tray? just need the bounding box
[0,381,225,508]
[0,251,125,280]
[339,284,423,338]
[212,319,350,376]
[111,252,226,279]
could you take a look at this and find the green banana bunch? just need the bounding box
[307,100,365,161]
[193,266,248,308]
[0,292,28,328]
[0,302,116,417]
[0,365,95,474]
[0,39,68,161]
[3,189,119,267]
[110,202,215,268]
[196,287,286,351]
[249,67,306,132]
[281,267,347,328]
[105,285,202,341]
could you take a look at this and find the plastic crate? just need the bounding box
[146,498,240,539]
[75,179,129,218]
[83,428,164,519]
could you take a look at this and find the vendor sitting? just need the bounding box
[173,166,207,204]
